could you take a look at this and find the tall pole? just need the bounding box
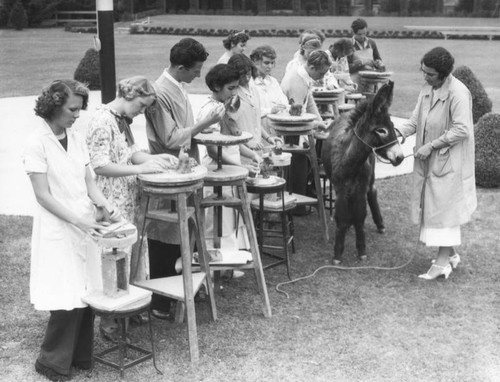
[96,0,116,104]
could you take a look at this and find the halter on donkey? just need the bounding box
[322,81,404,264]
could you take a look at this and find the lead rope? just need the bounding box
[275,137,427,299]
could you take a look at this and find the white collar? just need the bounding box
[297,65,314,87]
[163,68,187,97]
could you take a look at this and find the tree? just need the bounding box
[8,0,29,30]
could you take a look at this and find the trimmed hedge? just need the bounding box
[474,112,500,188]
[453,65,492,124]
[74,48,101,90]
[66,24,500,40]
[8,0,28,30]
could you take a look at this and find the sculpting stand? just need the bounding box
[83,228,162,377]
[194,131,272,318]
[133,175,216,363]
[269,121,329,242]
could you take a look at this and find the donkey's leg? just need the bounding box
[353,193,368,261]
[367,186,385,233]
[333,193,349,264]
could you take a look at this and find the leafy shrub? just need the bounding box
[474,112,500,188]
[74,48,101,90]
[453,65,492,124]
[8,0,28,30]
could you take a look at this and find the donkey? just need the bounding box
[321,81,404,264]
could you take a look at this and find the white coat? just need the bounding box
[398,75,477,228]
[23,121,102,311]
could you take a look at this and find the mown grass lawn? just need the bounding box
[1,174,500,382]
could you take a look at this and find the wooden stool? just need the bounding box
[247,177,296,279]
[133,177,216,363]
[200,164,272,317]
[269,122,329,242]
[88,294,161,378]
[83,227,161,377]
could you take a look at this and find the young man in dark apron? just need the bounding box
[348,18,385,93]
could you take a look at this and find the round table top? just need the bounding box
[345,93,365,100]
[193,131,252,146]
[267,112,317,124]
[204,164,249,182]
[358,70,393,79]
[312,88,344,97]
[246,175,286,192]
[138,165,208,186]
[269,120,314,134]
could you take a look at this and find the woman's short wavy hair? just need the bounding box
[222,30,250,50]
[34,80,89,120]
[228,53,258,79]
[117,76,156,101]
[421,47,455,80]
[307,50,332,70]
[205,64,240,92]
[250,45,277,62]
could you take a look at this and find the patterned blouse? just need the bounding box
[86,105,140,223]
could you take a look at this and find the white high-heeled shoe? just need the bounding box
[431,253,461,269]
[448,253,461,269]
[418,264,452,280]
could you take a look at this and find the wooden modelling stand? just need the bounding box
[133,176,216,363]
[83,229,161,378]
[247,176,296,279]
[194,131,272,318]
[269,122,329,242]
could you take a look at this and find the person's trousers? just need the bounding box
[284,136,310,214]
[148,239,181,311]
[37,307,93,376]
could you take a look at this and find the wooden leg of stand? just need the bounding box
[177,193,199,363]
[237,183,272,318]
[130,193,149,284]
[307,133,329,242]
[193,188,217,321]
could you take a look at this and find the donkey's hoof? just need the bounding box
[332,258,342,265]
[377,226,386,234]
[358,255,368,262]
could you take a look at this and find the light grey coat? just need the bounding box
[398,75,477,228]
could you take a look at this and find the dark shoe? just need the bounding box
[35,360,71,381]
[71,361,91,371]
[151,308,171,320]
[129,313,149,326]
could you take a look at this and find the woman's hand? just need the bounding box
[270,104,287,114]
[314,120,329,132]
[75,216,108,238]
[156,153,179,168]
[139,158,174,174]
[204,103,225,125]
[415,143,433,160]
[266,136,283,146]
[247,141,264,151]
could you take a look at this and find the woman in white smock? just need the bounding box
[23,80,119,381]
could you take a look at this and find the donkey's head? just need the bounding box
[354,81,404,166]
[220,95,242,136]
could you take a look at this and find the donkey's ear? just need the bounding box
[372,80,394,113]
